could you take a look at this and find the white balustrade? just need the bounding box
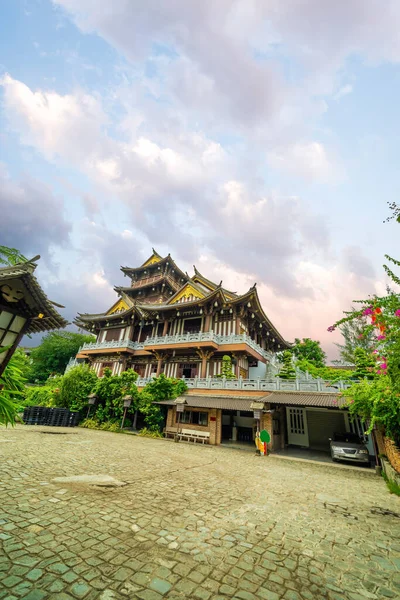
[134,375,354,392]
[80,340,144,351]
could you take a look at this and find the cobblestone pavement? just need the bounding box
[1,426,400,600]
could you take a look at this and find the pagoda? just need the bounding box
[74,250,290,379]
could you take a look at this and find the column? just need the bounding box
[204,312,212,332]
[155,352,165,376]
[235,315,241,335]
[162,319,169,336]
[196,349,214,378]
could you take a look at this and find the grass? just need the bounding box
[382,471,400,496]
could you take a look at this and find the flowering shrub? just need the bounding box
[329,255,400,444]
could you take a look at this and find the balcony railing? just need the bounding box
[80,339,145,352]
[135,376,354,393]
[78,332,277,363]
[144,332,275,361]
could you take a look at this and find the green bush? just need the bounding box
[79,418,100,429]
[59,365,98,411]
[20,382,60,406]
[80,419,121,432]
[138,427,163,438]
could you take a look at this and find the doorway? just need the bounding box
[286,407,309,446]
[178,363,198,378]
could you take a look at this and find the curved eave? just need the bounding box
[115,276,180,295]
[231,288,291,348]
[137,287,229,314]
[75,306,135,324]
[121,255,188,282]
[0,261,67,333]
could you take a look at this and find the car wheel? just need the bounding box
[332,457,338,462]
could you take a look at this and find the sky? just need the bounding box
[1,0,399,359]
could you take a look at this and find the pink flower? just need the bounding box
[327,326,336,332]
[380,363,387,370]
[363,307,373,316]
[357,334,364,339]
[377,335,386,341]
[395,309,400,317]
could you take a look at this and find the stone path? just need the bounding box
[1,425,400,600]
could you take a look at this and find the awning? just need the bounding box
[157,395,269,411]
[267,392,343,408]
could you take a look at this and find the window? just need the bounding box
[177,411,208,426]
[0,310,26,346]
[239,410,252,417]
[183,317,202,334]
[193,412,208,426]
[105,328,121,342]
[180,411,191,424]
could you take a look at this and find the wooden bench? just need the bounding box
[178,428,210,444]
[164,426,178,439]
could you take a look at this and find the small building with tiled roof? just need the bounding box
[0,256,67,376]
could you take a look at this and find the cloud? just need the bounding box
[0,73,107,163]
[267,142,343,183]
[0,163,71,262]
[0,74,335,300]
[334,84,353,101]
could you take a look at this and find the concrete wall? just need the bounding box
[248,361,267,379]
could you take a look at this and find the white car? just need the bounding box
[330,432,370,466]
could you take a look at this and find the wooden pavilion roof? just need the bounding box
[0,257,68,333]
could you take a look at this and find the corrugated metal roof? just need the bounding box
[268,392,343,407]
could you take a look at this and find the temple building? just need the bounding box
[74,249,290,380]
[72,250,374,458]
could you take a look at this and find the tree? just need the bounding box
[29,331,95,382]
[94,368,139,423]
[290,338,326,367]
[353,348,376,380]
[134,374,188,432]
[278,351,296,379]
[334,309,375,363]
[0,246,28,266]
[216,355,236,379]
[58,364,98,412]
[143,373,188,402]
[330,252,400,444]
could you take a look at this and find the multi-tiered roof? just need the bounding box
[75,250,290,350]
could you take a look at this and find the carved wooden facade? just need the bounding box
[74,250,290,379]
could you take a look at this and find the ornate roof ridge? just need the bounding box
[192,265,237,296]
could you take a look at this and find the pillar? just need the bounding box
[196,349,214,378]
[204,312,211,332]
[162,320,169,336]
[154,352,166,376]
[156,358,163,376]
[235,316,241,335]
